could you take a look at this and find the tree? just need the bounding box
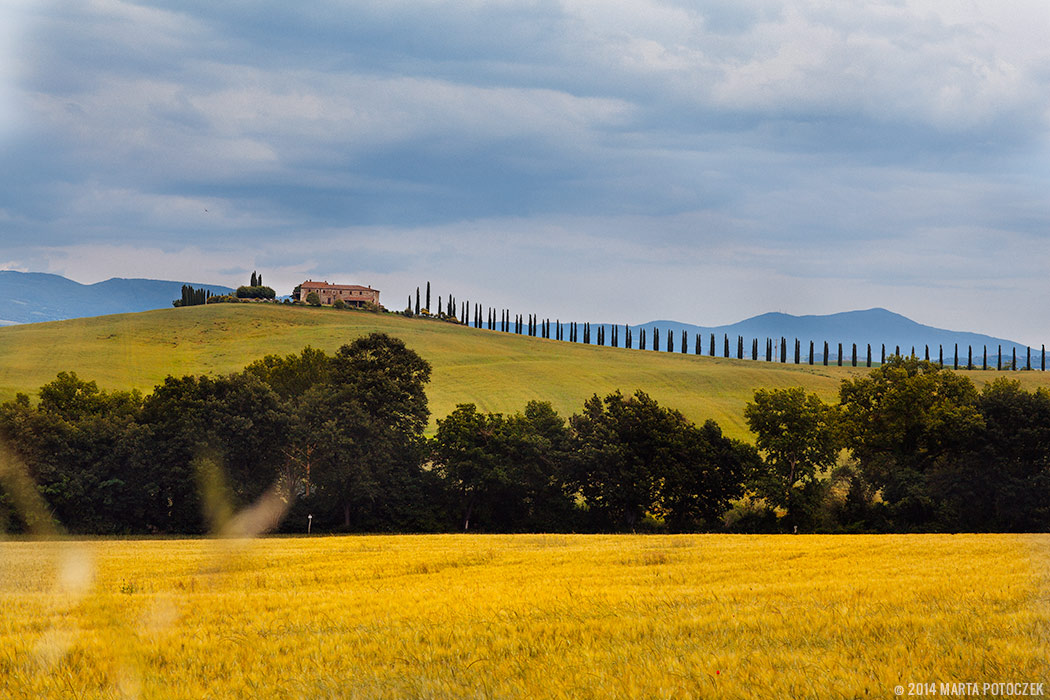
[838,357,984,527]
[251,271,258,287]
[425,282,431,313]
[304,334,432,530]
[306,291,321,306]
[744,387,840,530]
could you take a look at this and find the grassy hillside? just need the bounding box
[2,305,1049,440]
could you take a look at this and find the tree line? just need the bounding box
[404,281,1045,372]
[2,339,1048,535]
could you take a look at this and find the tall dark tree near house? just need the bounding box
[724,334,730,358]
[967,346,973,370]
[809,340,815,365]
[667,329,673,353]
[823,341,829,366]
[794,339,800,364]
[895,345,900,357]
[983,346,987,370]
[954,344,959,370]
[258,273,263,287]
[882,344,886,364]
[737,336,743,359]
[997,345,1002,370]
[1012,347,1016,371]
[697,334,703,356]
[939,345,943,367]
[753,338,759,361]
[866,344,872,367]
[640,328,646,350]
[407,295,411,312]
[851,343,857,367]
[781,337,787,364]
[425,282,431,313]
[415,287,421,315]
[710,334,716,356]
[837,343,843,367]
[438,297,443,316]
[654,328,660,351]
[767,338,773,363]
[684,330,689,354]
[925,345,930,361]
[251,271,258,287]
[1027,347,1031,371]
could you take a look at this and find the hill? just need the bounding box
[0,271,233,324]
[1,305,1048,441]
[630,308,1033,362]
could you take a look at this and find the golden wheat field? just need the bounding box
[1,534,1047,699]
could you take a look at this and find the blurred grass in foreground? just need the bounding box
[1,533,1047,699]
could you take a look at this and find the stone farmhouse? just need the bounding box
[300,280,380,308]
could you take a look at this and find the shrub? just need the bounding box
[306,292,321,307]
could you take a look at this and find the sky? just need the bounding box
[2,1,1049,344]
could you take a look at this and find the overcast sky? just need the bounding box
[2,1,1049,343]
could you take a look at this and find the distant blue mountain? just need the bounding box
[628,308,1035,363]
[0,271,233,324]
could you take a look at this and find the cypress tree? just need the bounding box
[837,343,843,367]
[667,329,673,353]
[781,337,787,364]
[823,341,829,366]
[939,345,943,367]
[626,326,632,349]
[640,328,646,350]
[967,346,973,370]
[767,338,773,363]
[1012,347,1016,371]
[697,333,702,355]
[416,288,421,314]
[954,344,958,370]
[724,334,729,358]
[895,345,900,357]
[250,271,257,287]
[809,340,814,365]
[983,346,987,370]
[851,343,857,367]
[1027,347,1032,371]
[753,338,759,361]
[866,343,871,367]
[925,345,929,361]
[654,328,660,352]
[684,330,689,354]
[997,345,1001,370]
[737,335,743,359]
[1043,345,1046,372]
[794,339,800,364]
[710,334,716,356]
[881,344,886,364]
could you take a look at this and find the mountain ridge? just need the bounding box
[0,271,233,324]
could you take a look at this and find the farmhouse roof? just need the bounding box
[301,280,378,292]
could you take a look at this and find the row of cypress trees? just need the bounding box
[407,282,1045,371]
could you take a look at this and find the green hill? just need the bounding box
[2,305,1048,441]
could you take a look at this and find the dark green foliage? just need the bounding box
[839,356,983,529]
[236,285,275,300]
[569,391,753,531]
[306,291,321,307]
[745,387,840,530]
[653,328,660,352]
[174,285,210,307]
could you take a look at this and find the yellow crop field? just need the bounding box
[1,534,1047,699]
